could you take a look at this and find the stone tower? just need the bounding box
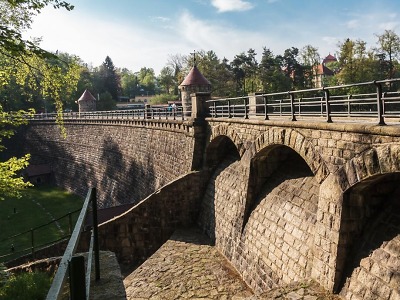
[77,89,97,112]
[179,65,211,116]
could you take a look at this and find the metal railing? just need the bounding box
[31,106,186,121]
[0,209,81,263]
[206,78,400,125]
[46,188,100,300]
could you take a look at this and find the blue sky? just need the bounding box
[26,0,400,75]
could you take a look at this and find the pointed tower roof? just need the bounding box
[322,54,337,64]
[180,65,211,87]
[77,89,96,102]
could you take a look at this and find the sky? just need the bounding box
[25,0,400,75]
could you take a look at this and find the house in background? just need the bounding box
[314,54,337,88]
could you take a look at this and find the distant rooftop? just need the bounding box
[78,89,96,102]
[180,65,211,86]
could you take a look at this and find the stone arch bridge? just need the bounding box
[6,91,400,299]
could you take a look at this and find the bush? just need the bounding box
[149,94,178,105]
[0,272,51,300]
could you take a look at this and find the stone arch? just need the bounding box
[333,144,400,296]
[242,127,329,184]
[208,124,247,158]
[199,131,244,244]
[239,142,321,287]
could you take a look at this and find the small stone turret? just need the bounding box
[179,65,211,117]
[77,89,97,112]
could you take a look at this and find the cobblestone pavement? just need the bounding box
[123,227,342,300]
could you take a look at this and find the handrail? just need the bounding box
[29,106,187,121]
[206,78,400,125]
[0,208,81,262]
[46,188,100,300]
[21,78,400,125]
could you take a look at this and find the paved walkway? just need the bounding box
[123,228,341,299]
[123,228,253,299]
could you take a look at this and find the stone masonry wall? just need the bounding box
[204,118,400,294]
[5,115,400,297]
[79,171,208,267]
[11,119,197,208]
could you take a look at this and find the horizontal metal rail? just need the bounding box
[0,209,81,262]
[206,78,400,125]
[46,188,99,300]
[18,78,400,125]
[30,106,187,121]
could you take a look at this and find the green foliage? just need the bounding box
[120,68,138,98]
[0,106,34,199]
[149,93,178,105]
[96,91,115,111]
[136,67,156,95]
[0,271,51,300]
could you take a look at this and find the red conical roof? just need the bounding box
[180,65,211,86]
[78,89,96,102]
[322,54,337,64]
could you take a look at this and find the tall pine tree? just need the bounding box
[99,56,121,101]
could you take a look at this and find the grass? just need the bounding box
[0,185,84,263]
[0,271,51,300]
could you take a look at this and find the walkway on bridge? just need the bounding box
[122,227,342,299]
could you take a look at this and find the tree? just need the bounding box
[136,67,156,96]
[375,30,400,79]
[120,68,139,98]
[0,0,74,199]
[300,45,320,88]
[0,105,34,199]
[259,47,290,93]
[98,56,121,101]
[158,66,175,94]
[0,0,73,61]
[230,49,259,95]
[279,47,307,90]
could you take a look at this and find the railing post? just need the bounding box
[244,97,249,119]
[213,102,217,118]
[68,212,73,235]
[31,229,35,258]
[228,100,232,118]
[91,188,100,281]
[263,95,269,120]
[289,92,296,121]
[298,98,302,116]
[69,255,86,300]
[347,94,352,115]
[374,81,385,125]
[324,88,332,123]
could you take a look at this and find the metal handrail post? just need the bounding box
[213,102,217,118]
[264,96,269,120]
[91,188,100,281]
[347,95,352,115]
[31,229,35,258]
[324,89,332,123]
[69,255,86,300]
[244,97,249,119]
[289,92,296,121]
[375,81,385,125]
[228,100,232,118]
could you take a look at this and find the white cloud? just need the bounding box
[211,0,254,12]
[177,11,269,60]
[378,21,400,31]
[346,19,360,29]
[24,7,185,74]
[151,16,170,23]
